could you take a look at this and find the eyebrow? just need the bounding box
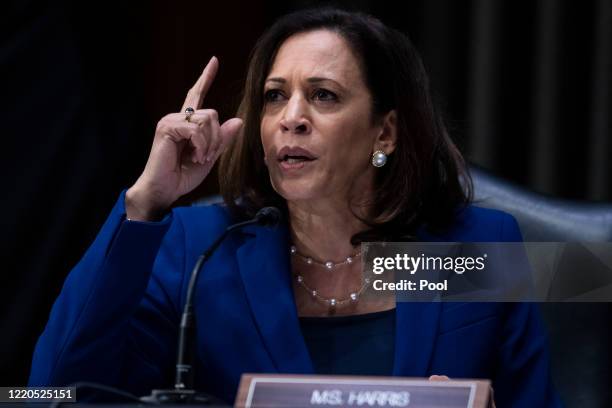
[265,77,346,89]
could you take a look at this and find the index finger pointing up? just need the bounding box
[181,56,219,112]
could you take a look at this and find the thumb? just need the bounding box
[428,375,450,381]
[219,117,244,145]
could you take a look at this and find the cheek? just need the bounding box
[260,120,273,156]
[326,122,374,162]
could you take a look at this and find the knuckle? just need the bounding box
[157,115,169,125]
[206,109,218,120]
[156,121,167,133]
[157,113,178,128]
[201,113,211,124]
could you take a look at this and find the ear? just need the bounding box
[373,110,397,154]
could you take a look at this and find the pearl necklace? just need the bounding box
[290,245,369,311]
[294,274,372,310]
[290,245,361,269]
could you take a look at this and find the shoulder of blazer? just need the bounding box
[419,204,523,242]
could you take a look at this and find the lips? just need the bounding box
[276,146,317,172]
[277,146,317,164]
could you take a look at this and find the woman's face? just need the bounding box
[260,29,390,205]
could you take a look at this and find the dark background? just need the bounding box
[1,0,610,394]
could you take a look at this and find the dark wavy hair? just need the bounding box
[219,7,472,244]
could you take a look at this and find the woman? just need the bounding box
[29,8,561,407]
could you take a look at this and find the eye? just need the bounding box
[263,89,284,103]
[312,88,337,101]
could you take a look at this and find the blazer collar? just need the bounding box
[392,301,441,376]
[236,222,314,374]
[236,223,440,377]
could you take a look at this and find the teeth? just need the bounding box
[286,157,305,164]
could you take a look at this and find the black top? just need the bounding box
[299,308,396,376]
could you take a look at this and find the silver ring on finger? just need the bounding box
[184,107,195,122]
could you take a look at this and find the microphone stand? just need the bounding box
[141,209,280,405]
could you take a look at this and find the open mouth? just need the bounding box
[279,155,315,164]
[276,146,317,169]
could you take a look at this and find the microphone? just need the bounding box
[141,207,281,405]
[254,206,281,227]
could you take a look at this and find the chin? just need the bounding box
[270,177,322,202]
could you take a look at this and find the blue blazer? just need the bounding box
[29,191,561,407]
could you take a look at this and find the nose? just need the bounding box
[279,94,311,135]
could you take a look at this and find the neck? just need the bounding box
[288,196,369,262]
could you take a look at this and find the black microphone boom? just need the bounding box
[141,206,281,405]
[255,206,281,227]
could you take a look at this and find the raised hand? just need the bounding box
[126,56,243,221]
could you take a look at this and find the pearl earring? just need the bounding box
[371,150,387,167]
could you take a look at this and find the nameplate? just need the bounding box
[235,374,490,408]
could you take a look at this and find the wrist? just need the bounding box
[125,183,169,222]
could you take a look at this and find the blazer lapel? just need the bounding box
[392,225,446,376]
[236,222,314,374]
[393,301,441,376]
[235,222,441,377]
